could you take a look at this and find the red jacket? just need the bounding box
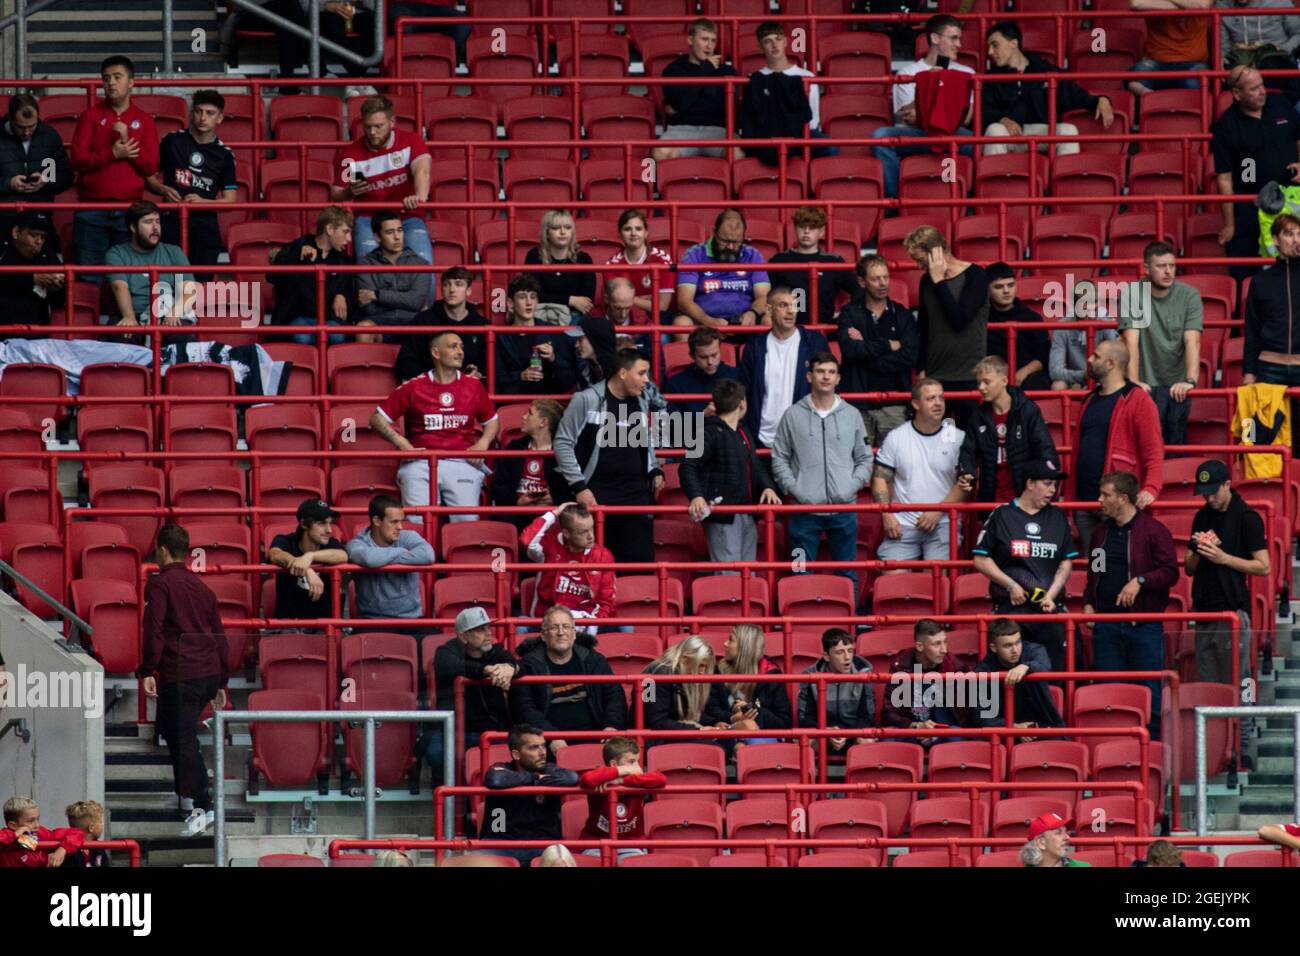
[916,68,972,141]
[1073,383,1165,501]
[0,826,84,867]
[578,765,667,840]
[521,512,617,619]
[71,101,159,201]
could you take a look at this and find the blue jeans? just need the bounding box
[290,316,345,345]
[1092,621,1164,740]
[786,511,859,598]
[1130,59,1209,92]
[73,210,130,282]
[871,125,975,198]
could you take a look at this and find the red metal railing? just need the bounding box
[33,839,141,867]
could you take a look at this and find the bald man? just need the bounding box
[1071,339,1163,546]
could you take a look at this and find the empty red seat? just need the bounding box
[726,797,795,843]
[1009,740,1089,804]
[618,853,699,867]
[80,362,150,400]
[328,344,399,396]
[736,742,805,788]
[646,743,727,803]
[908,796,988,840]
[248,689,330,792]
[76,404,153,459]
[245,405,323,456]
[0,363,67,426]
[643,798,724,864]
[974,849,1025,867]
[433,573,500,621]
[807,798,889,866]
[613,576,685,621]
[259,632,331,700]
[1224,849,1288,867]
[777,574,857,618]
[845,741,924,837]
[341,689,419,790]
[796,850,878,867]
[502,156,578,205]
[467,34,540,110]
[169,464,246,515]
[255,465,327,518]
[871,571,941,616]
[69,521,136,581]
[165,362,235,397]
[0,521,63,618]
[71,579,140,674]
[893,849,971,867]
[87,464,165,558]
[258,854,325,867]
[341,632,419,697]
[0,409,43,453]
[1074,795,1152,839]
[601,633,665,676]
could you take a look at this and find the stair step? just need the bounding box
[110,806,256,824]
[105,752,173,766]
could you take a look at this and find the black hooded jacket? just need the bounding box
[957,386,1059,503]
[510,633,628,730]
[981,52,1102,128]
[1244,255,1300,376]
[679,416,776,524]
[432,635,516,737]
[836,294,920,405]
[973,639,1063,729]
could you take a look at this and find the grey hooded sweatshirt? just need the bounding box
[770,395,873,505]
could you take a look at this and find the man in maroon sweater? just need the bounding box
[139,523,229,836]
[70,55,159,277]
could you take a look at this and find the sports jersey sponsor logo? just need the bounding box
[174,168,215,192]
[1012,539,1058,558]
[555,575,593,598]
[422,413,472,431]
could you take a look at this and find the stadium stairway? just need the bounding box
[25,0,223,77]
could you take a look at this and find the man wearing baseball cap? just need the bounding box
[266,499,348,628]
[429,606,517,778]
[1187,460,1270,686]
[973,459,1078,672]
[1021,811,1090,867]
[0,209,65,330]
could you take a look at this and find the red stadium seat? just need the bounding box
[169,464,246,515]
[908,796,988,840]
[259,633,331,699]
[1108,212,1177,268]
[619,853,699,867]
[899,154,972,223]
[502,156,578,206]
[807,798,888,866]
[0,409,43,454]
[726,797,795,843]
[622,0,695,51]
[845,742,925,837]
[166,405,238,467]
[37,94,88,143]
[255,465,327,518]
[893,850,971,867]
[1049,153,1126,221]
[0,462,52,525]
[80,362,150,401]
[991,796,1072,839]
[657,157,730,221]
[1074,795,1152,839]
[1224,850,1287,867]
[1009,740,1089,804]
[248,689,330,791]
[328,344,399,396]
[259,160,336,231]
[601,633,664,676]
[854,626,914,675]
[68,522,134,578]
[811,154,884,240]
[424,97,498,165]
[557,35,631,100]
[871,571,942,616]
[796,850,877,867]
[433,573,500,621]
[330,462,399,518]
[341,632,419,697]
[0,362,66,427]
[388,33,457,79]
[1092,739,1167,810]
[736,743,805,788]
[613,576,685,621]
[467,34,541,110]
[341,689,419,789]
[268,95,343,143]
[245,405,323,457]
[974,153,1050,199]
[974,849,1024,867]
[1030,214,1105,277]
[817,30,891,99]
[77,404,153,457]
[258,854,325,867]
[1073,683,1152,761]
[1177,683,1235,783]
[647,743,728,804]
[165,362,235,398]
[643,798,723,863]
[692,579,772,631]
[583,96,655,163]
[777,574,856,618]
[954,214,1026,264]
[580,158,653,204]
[71,579,140,674]
[706,853,787,867]
[0,522,63,618]
[88,464,165,558]
[927,740,1006,791]
[502,96,577,164]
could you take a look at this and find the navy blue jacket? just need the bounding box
[664,361,739,414]
[737,327,830,443]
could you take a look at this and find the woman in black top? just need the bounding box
[523,209,597,324]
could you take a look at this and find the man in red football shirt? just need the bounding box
[371,330,499,524]
[521,501,616,635]
[578,737,666,860]
[332,95,432,265]
[70,55,160,278]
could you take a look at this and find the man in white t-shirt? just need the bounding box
[738,286,830,447]
[872,377,968,564]
[871,13,975,199]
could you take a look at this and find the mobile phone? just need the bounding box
[936,54,951,69]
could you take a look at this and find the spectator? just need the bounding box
[140,523,229,837]
[480,723,581,863]
[957,356,1058,506]
[524,209,597,325]
[0,94,73,227]
[703,624,794,738]
[1049,278,1119,390]
[1128,0,1211,96]
[520,503,616,635]
[1118,242,1203,445]
[71,55,159,276]
[771,351,873,596]
[146,90,236,269]
[1021,812,1090,867]
[906,224,988,432]
[511,605,628,746]
[1186,460,1270,684]
[653,18,737,161]
[270,205,357,346]
[430,606,517,777]
[644,635,718,733]
[880,619,972,743]
[738,286,831,447]
[674,209,771,334]
[496,273,579,396]
[836,253,919,447]
[268,499,349,626]
[983,21,1114,155]
[355,210,433,335]
[371,329,499,524]
[1083,470,1178,739]
[554,348,664,563]
[106,200,198,328]
[1244,213,1300,385]
[62,802,109,868]
[537,844,577,867]
[974,618,1063,735]
[1218,1,1300,70]
[577,737,667,859]
[374,849,413,867]
[595,279,653,356]
[985,262,1051,391]
[798,628,875,751]
[871,14,976,199]
[0,797,83,867]
[604,209,674,321]
[741,21,832,162]
[1072,340,1164,547]
[0,211,65,331]
[873,378,967,564]
[570,308,620,391]
[395,266,486,382]
[1211,67,1300,281]
[973,460,1076,671]
[345,493,435,626]
[264,0,376,87]
[332,95,432,263]
[1257,822,1300,852]
[768,205,857,325]
[1134,839,1185,867]
[665,327,739,416]
[682,378,782,565]
[492,399,565,531]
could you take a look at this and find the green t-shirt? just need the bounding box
[1024,858,1093,867]
[105,241,193,320]
[1117,280,1203,387]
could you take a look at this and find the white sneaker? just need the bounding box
[181,809,214,837]
[179,797,195,813]
[345,84,377,98]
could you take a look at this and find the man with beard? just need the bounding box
[105,199,197,327]
[480,723,580,864]
[673,208,771,334]
[1071,339,1164,547]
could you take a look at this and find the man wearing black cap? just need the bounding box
[267,499,349,627]
[0,210,65,331]
[972,459,1077,672]
[1187,460,1271,685]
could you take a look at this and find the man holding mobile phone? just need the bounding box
[0,94,74,223]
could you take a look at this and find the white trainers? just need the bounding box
[179,797,195,813]
[181,808,215,837]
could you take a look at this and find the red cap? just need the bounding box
[1027,812,1072,840]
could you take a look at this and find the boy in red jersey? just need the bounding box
[332,95,432,265]
[371,330,499,523]
[0,796,84,868]
[578,737,666,860]
[521,502,616,635]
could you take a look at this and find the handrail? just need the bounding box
[224,0,387,76]
[1195,706,1300,836]
[33,839,141,867]
[0,555,92,640]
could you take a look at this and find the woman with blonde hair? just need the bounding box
[524,209,597,324]
[538,843,578,867]
[703,624,792,744]
[644,635,717,731]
